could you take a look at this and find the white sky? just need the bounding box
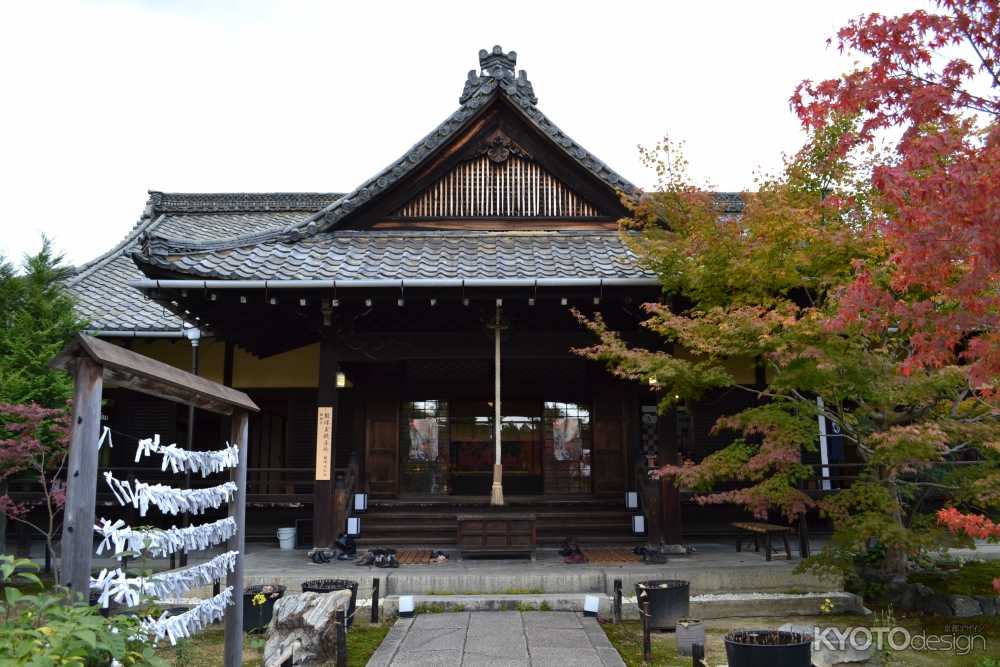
[0,0,929,267]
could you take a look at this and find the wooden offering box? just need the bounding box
[456,513,536,557]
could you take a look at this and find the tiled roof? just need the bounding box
[66,193,341,332]
[138,230,654,282]
[135,47,643,257]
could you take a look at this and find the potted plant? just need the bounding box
[724,629,812,667]
[243,584,286,633]
[634,580,690,630]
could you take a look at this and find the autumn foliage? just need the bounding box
[793,0,1000,383]
[577,0,999,578]
[0,402,71,568]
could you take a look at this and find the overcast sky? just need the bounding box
[0,0,928,268]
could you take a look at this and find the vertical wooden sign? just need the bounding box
[315,406,333,480]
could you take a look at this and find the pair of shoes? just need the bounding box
[310,550,331,564]
[375,552,400,568]
[335,533,357,556]
[558,537,577,558]
[430,550,449,564]
[563,549,587,564]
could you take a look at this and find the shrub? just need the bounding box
[0,555,166,666]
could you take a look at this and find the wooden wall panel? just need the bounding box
[366,399,399,496]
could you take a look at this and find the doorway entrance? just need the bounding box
[398,398,592,496]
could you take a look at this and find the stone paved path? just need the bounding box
[366,611,626,667]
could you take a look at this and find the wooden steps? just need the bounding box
[354,497,641,547]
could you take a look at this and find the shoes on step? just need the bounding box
[558,537,576,558]
[563,550,587,564]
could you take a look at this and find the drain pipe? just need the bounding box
[179,326,201,567]
[128,277,661,291]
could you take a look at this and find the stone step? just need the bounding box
[378,591,864,621]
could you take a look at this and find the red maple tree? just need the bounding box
[793,0,999,381]
[0,402,70,573]
[793,0,998,588]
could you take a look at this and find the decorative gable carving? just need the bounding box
[391,132,602,219]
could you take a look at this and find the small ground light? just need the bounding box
[584,595,600,618]
[632,514,646,535]
[626,491,639,510]
[347,517,361,536]
[399,595,415,618]
[354,492,367,512]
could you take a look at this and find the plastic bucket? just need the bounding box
[277,527,296,550]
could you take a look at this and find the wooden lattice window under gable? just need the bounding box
[391,130,601,219]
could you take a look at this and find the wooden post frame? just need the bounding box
[224,411,249,667]
[60,357,104,596]
[51,334,258,667]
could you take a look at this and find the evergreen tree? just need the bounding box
[0,238,84,408]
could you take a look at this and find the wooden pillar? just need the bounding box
[60,357,104,595]
[659,409,683,545]
[224,410,249,667]
[313,335,339,548]
[490,304,504,506]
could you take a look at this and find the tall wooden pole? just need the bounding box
[490,304,504,506]
[224,410,249,667]
[313,334,339,549]
[60,357,104,595]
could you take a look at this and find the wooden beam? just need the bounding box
[224,410,249,667]
[51,334,258,415]
[60,357,104,595]
[313,335,339,549]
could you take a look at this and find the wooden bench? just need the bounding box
[457,513,535,557]
[732,522,793,561]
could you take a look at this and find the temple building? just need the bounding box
[65,47,777,550]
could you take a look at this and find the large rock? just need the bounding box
[264,591,352,667]
[974,596,997,615]
[780,623,875,667]
[949,595,984,617]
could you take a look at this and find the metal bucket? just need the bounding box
[724,630,812,667]
[634,579,690,630]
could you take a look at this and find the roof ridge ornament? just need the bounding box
[460,45,537,105]
[480,45,517,78]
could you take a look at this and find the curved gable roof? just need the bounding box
[134,46,641,259]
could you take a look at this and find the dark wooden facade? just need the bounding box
[49,47,849,551]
